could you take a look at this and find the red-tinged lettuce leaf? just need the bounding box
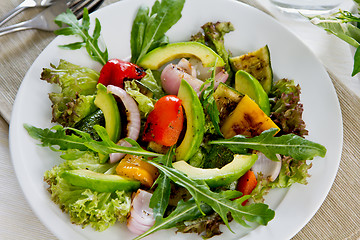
[176,212,231,238]
[41,59,99,127]
[191,22,234,79]
[270,78,308,137]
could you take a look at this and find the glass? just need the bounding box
[269,0,345,15]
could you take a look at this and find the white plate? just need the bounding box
[9,0,343,239]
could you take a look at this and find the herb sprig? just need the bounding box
[308,7,360,76]
[54,8,108,65]
[200,63,223,136]
[130,0,185,64]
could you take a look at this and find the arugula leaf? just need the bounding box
[209,128,327,161]
[24,124,162,158]
[149,147,174,221]
[200,64,223,136]
[54,8,108,65]
[147,161,275,231]
[130,0,185,63]
[134,199,213,240]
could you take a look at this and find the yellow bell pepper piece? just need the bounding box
[116,155,158,188]
[221,95,279,138]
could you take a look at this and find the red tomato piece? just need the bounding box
[98,59,146,88]
[236,170,257,206]
[142,95,184,146]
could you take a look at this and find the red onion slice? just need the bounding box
[106,85,141,163]
[177,58,196,77]
[251,152,282,182]
[127,189,155,234]
[161,63,204,95]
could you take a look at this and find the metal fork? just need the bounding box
[0,0,104,37]
[0,0,56,27]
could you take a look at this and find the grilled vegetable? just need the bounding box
[230,45,273,93]
[221,95,279,138]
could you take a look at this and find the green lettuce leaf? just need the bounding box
[251,156,312,203]
[44,152,131,231]
[124,80,155,117]
[138,69,165,100]
[41,59,99,126]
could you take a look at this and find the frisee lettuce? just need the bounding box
[41,59,99,127]
[124,80,155,118]
[44,152,131,231]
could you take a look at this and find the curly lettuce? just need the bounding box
[191,21,234,79]
[251,156,312,203]
[41,59,99,127]
[270,78,308,137]
[44,152,131,231]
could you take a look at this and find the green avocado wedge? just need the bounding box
[137,42,225,70]
[61,169,140,192]
[173,154,258,188]
[235,70,270,116]
[94,83,121,163]
[176,79,205,161]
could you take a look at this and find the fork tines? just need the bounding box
[68,0,104,19]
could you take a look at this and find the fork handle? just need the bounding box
[0,20,33,36]
[0,6,27,27]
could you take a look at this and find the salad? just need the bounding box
[24,0,327,239]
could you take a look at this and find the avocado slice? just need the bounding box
[61,169,141,192]
[230,45,273,94]
[173,154,258,187]
[175,79,205,161]
[235,70,270,116]
[94,83,121,163]
[137,42,225,70]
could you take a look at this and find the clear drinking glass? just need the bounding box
[269,0,344,15]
